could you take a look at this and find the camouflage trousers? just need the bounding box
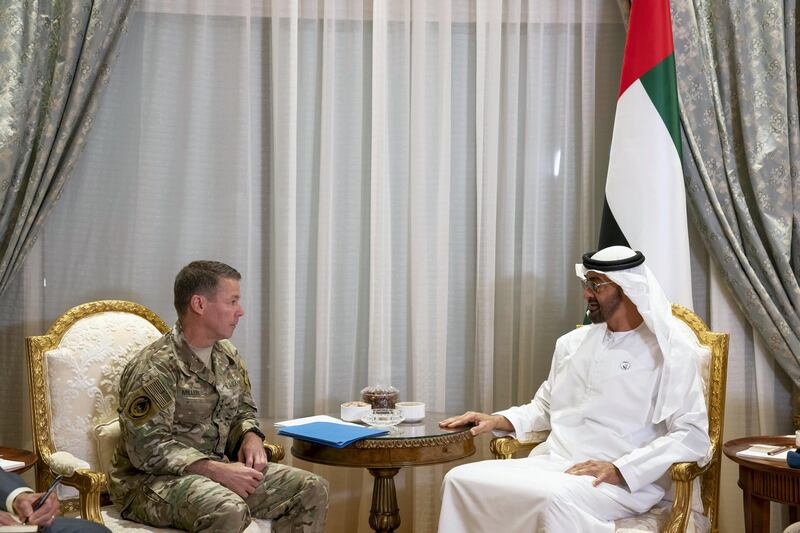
[122,462,329,533]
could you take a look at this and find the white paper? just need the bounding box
[735,444,791,462]
[0,458,26,472]
[274,415,361,428]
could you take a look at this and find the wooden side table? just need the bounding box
[0,447,37,474]
[289,413,475,533]
[723,435,800,533]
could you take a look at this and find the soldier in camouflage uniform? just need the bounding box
[109,261,328,532]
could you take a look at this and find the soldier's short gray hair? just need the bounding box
[174,261,241,316]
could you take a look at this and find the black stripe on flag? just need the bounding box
[598,198,630,249]
[583,198,630,324]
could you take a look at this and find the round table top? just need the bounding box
[355,412,471,441]
[290,412,475,469]
[723,435,800,475]
[0,446,37,474]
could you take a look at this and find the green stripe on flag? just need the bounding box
[639,53,681,156]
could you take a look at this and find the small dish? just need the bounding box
[361,408,405,427]
[396,401,425,423]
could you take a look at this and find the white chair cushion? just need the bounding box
[94,418,122,480]
[99,506,271,532]
[615,501,710,532]
[100,507,185,533]
[49,450,91,476]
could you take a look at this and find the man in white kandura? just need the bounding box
[437,246,710,532]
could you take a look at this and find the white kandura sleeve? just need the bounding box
[613,356,710,493]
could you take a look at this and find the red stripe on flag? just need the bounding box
[618,0,675,97]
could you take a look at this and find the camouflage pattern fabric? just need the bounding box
[109,323,328,532]
[122,462,328,533]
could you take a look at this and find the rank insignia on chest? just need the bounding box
[620,361,631,370]
[235,360,252,392]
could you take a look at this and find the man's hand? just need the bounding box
[188,459,263,499]
[565,460,624,487]
[0,511,19,525]
[237,431,268,472]
[438,411,513,436]
[12,491,59,527]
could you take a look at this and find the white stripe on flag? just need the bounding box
[605,80,693,307]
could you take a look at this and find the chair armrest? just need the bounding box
[662,459,713,533]
[48,450,91,477]
[669,460,711,482]
[264,441,285,462]
[62,469,106,524]
[38,451,106,524]
[489,435,546,460]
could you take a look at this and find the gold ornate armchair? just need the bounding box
[490,304,728,533]
[26,300,284,532]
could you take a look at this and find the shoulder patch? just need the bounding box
[122,378,174,426]
[123,392,157,425]
[143,378,173,409]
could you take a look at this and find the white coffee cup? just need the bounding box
[396,401,425,423]
[341,401,371,422]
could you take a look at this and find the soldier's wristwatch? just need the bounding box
[246,427,266,441]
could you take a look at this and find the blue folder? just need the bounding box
[278,422,388,448]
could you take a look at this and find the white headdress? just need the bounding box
[576,246,708,423]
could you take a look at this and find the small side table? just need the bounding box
[723,435,800,533]
[0,446,37,474]
[289,413,474,533]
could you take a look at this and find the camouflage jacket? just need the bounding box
[109,322,262,505]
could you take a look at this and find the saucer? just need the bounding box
[361,408,405,427]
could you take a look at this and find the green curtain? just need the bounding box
[670,1,800,384]
[0,0,135,295]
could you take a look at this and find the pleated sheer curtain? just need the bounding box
[0,1,627,531]
[689,238,793,533]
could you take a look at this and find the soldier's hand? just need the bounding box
[188,459,264,499]
[238,431,268,472]
[564,460,625,487]
[212,461,264,499]
[438,411,513,436]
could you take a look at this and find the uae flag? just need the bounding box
[599,0,693,308]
